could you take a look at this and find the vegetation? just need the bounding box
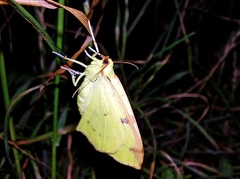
[0,0,240,178]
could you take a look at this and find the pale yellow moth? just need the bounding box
[54,20,144,169]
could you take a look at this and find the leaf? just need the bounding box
[46,0,90,34]
[0,0,57,9]
[164,71,189,86]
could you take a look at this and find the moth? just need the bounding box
[54,20,144,169]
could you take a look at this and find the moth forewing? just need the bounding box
[110,74,142,137]
[107,74,144,169]
[109,123,143,169]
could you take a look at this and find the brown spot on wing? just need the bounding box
[121,118,129,124]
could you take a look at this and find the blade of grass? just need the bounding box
[56,105,69,145]
[127,0,153,37]
[30,156,43,179]
[121,0,128,60]
[1,41,22,178]
[16,124,76,146]
[174,0,194,76]
[136,106,157,179]
[153,32,195,58]
[6,0,62,53]
[175,109,219,150]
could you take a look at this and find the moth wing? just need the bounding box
[76,75,125,153]
[109,75,144,169]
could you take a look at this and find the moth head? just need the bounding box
[101,56,114,76]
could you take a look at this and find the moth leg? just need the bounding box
[52,51,87,68]
[84,50,96,60]
[61,66,85,86]
[87,46,98,54]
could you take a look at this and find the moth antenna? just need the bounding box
[88,20,99,53]
[114,61,139,69]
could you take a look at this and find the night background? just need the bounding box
[1,0,240,178]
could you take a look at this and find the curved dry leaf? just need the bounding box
[46,0,90,34]
[0,0,57,9]
[0,0,8,5]
[1,0,90,34]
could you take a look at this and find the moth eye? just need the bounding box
[103,59,109,65]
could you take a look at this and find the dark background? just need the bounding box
[1,0,240,178]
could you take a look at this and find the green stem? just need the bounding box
[52,0,65,178]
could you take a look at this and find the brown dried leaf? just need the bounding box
[46,0,90,34]
[0,0,57,9]
[1,0,90,34]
